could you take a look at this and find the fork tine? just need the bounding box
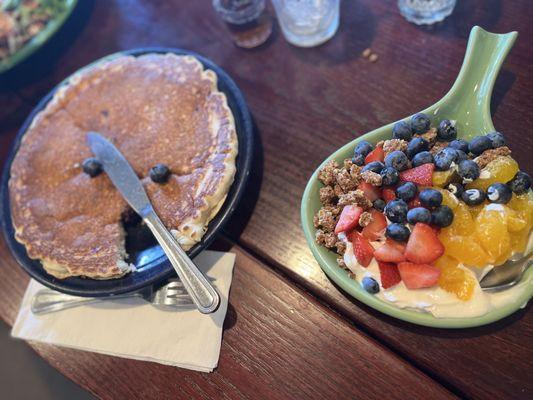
[158,297,194,306]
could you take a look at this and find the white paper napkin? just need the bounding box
[11,251,235,373]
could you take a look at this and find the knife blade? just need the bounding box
[86,131,220,314]
[87,132,152,218]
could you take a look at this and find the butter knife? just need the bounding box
[87,132,220,314]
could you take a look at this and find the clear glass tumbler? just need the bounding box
[272,0,340,48]
[398,0,457,25]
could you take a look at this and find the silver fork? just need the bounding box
[31,279,195,315]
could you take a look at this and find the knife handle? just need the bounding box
[143,210,220,314]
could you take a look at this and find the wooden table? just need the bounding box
[1,1,532,399]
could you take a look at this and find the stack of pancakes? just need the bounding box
[9,54,238,279]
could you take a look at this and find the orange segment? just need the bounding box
[436,188,459,210]
[432,170,456,187]
[435,255,476,301]
[476,209,511,262]
[439,233,491,267]
[466,156,518,191]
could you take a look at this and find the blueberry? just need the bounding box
[455,149,468,162]
[361,161,385,174]
[385,199,409,223]
[411,113,431,134]
[431,205,454,227]
[385,150,409,171]
[434,148,457,171]
[419,188,443,208]
[385,223,411,242]
[150,163,171,183]
[82,157,103,177]
[373,198,386,212]
[468,135,492,156]
[395,182,418,202]
[449,139,469,153]
[487,131,505,148]
[486,183,513,204]
[407,207,431,225]
[437,119,457,141]
[507,171,531,195]
[406,137,429,159]
[352,153,365,166]
[355,140,374,157]
[446,182,465,199]
[362,277,380,294]
[410,151,433,167]
[462,188,486,206]
[380,167,400,186]
[392,121,412,141]
[457,159,480,181]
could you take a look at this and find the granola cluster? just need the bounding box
[474,146,512,169]
[415,127,438,146]
[314,159,373,253]
[382,139,408,155]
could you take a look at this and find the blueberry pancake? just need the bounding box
[9,54,238,279]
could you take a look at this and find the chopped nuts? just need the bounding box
[362,48,379,63]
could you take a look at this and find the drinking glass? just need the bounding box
[213,0,273,49]
[398,0,457,25]
[272,0,340,47]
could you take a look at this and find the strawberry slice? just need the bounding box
[374,239,406,263]
[399,164,434,186]
[358,182,382,202]
[378,261,402,289]
[364,146,384,164]
[382,187,396,203]
[397,262,440,289]
[335,205,363,234]
[351,231,374,267]
[362,209,387,240]
[405,223,444,263]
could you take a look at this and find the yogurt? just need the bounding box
[342,235,532,319]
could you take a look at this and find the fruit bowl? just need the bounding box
[301,26,533,328]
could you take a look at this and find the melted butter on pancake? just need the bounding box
[9,54,238,279]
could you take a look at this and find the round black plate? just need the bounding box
[0,48,253,297]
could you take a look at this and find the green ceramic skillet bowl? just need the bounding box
[0,0,78,74]
[301,26,533,329]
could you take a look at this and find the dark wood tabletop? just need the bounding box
[1,1,532,399]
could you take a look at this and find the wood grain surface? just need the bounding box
[0,234,454,400]
[0,1,532,399]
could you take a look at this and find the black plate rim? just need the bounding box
[0,47,253,297]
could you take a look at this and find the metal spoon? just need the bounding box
[480,250,532,292]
